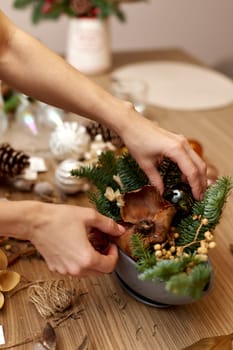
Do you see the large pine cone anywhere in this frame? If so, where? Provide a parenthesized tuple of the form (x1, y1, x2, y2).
(86, 122, 124, 149)
(0, 143, 30, 178)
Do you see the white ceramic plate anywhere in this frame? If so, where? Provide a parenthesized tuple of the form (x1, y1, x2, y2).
(112, 61, 233, 110)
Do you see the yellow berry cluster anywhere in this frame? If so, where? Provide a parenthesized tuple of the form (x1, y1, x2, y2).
(153, 215, 217, 261)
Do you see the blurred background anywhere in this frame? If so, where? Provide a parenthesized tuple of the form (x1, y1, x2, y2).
(1, 0, 233, 70)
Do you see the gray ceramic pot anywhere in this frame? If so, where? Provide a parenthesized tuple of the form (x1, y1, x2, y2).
(115, 249, 213, 308)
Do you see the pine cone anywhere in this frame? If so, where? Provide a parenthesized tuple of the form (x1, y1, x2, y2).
(86, 122, 124, 149)
(0, 143, 30, 178)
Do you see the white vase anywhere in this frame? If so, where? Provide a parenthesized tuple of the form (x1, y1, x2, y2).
(66, 17, 112, 75)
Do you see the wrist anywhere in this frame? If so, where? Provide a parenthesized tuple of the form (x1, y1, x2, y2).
(0, 200, 44, 241)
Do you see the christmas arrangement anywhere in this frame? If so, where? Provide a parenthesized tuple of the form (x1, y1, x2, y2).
(71, 149, 232, 300)
(13, 0, 145, 24)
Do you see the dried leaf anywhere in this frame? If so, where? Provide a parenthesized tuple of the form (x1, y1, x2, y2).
(33, 323, 56, 350)
(42, 323, 56, 350)
(183, 333, 233, 350)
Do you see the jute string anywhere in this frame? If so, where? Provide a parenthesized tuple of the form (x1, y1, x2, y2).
(28, 279, 74, 318)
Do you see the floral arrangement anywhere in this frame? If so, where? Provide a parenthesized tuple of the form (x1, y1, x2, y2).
(71, 150, 232, 300)
(13, 0, 145, 24)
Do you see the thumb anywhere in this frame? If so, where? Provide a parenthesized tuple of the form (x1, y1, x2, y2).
(87, 212, 125, 237)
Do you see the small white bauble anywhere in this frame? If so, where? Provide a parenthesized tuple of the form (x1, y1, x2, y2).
(84, 134, 116, 162)
(49, 122, 90, 161)
(55, 159, 90, 194)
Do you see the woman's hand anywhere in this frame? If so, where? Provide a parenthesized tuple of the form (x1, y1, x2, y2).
(119, 106, 207, 200)
(30, 203, 124, 276)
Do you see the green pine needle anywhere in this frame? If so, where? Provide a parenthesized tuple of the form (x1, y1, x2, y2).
(130, 233, 156, 271)
(166, 263, 211, 300)
(71, 151, 119, 192)
(177, 176, 232, 248)
(138, 256, 192, 282)
(88, 191, 120, 221)
(117, 152, 149, 192)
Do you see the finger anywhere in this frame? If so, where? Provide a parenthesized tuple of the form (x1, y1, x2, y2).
(87, 211, 125, 237)
(185, 146, 207, 190)
(167, 145, 205, 200)
(141, 161, 164, 195)
(92, 243, 119, 274)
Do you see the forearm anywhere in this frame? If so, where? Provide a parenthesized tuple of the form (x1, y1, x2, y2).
(0, 200, 41, 240)
(0, 11, 132, 134)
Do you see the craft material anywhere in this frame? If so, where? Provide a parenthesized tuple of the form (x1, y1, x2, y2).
(28, 280, 74, 319)
(55, 159, 90, 194)
(49, 122, 90, 160)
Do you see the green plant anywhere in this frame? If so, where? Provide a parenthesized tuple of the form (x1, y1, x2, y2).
(13, 0, 145, 24)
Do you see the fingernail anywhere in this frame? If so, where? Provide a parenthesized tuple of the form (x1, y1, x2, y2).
(117, 224, 125, 234)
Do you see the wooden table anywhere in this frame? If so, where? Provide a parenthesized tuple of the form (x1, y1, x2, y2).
(0, 49, 233, 350)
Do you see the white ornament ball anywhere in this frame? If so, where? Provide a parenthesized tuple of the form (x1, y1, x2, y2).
(55, 159, 90, 194)
(49, 122, 90, 161)
(84, 134, 116, 162)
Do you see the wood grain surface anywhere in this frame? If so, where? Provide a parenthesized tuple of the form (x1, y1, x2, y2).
(0, 49, 233, 350)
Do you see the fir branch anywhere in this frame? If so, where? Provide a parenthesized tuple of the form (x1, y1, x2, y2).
(117, 153, 149, 192)
(71, 151, 119, 192)
(130, 233, 157, 271)
(138, 256, 193, 282)
(166, 263, 211, 300)
(203, 176, 233, 225)
(88, 191, 120, 221)
(176, 176, 232, 248)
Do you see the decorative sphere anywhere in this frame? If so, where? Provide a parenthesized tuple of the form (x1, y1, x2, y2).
(55, 159, 90, 194)
(49, 122, 90, 160)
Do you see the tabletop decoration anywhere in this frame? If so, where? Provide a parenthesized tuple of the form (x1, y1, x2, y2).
(49, 122, 90, 161)
(86, 121, 124, 148)
(55, 159, 90, 194)
(71, 150, 232, 305)
(0, 143, 30, 178)
(0, 248, 20, 309)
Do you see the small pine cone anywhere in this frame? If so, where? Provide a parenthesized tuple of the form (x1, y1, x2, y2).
(86, 122, 124, 149)
(0, 143, 30, 178)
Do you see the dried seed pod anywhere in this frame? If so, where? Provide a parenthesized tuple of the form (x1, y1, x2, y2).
(0, 270, 20, 292)
(0, 292, 4, 309)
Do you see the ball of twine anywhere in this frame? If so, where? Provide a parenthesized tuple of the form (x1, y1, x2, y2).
(28, 280, 73, 319)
